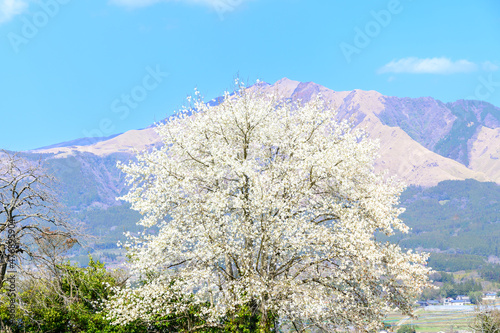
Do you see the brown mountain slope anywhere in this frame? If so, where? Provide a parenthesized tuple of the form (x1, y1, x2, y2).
(260, 78, 492, 186)
(362, 114, 489, 186)
(34, 78, 495, 187)
(469, 126, 500, 183)
(37, 128, 160, 157)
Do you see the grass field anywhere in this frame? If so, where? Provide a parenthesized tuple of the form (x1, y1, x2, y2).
(395, 309, 473, 332)
(383, 302, 500, 332)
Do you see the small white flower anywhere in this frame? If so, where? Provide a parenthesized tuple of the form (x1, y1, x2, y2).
(105, 83, 431, 330)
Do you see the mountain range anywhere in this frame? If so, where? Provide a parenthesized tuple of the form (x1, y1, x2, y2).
(32, 78, 500, 188)
(10, 78, 500, 265)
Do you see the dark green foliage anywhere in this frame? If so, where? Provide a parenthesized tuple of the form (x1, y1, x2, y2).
(75, 204, 144, 248)
(430, 271, 455, 283)
(0, 257, 148, 333)
(421, 271, 484, 302)
(222, 299, 277, 333)
(479, 264, 500, 283)
(41, 152, 133, 210)
(420, 286, 441, 301)
(1, 257, 273, 332)
(223, 301, 260, 333)
(469, 291, 483, 304)
(423, 272, 487, 304)
(37, 152, 158, 263)
(427, 253, 487, 272)
(379, 179, 500, 258)
(33, 153, 500, 273)
(439, 278, 482, 299)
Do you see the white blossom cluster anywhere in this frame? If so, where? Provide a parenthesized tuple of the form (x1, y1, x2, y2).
(104, 83, 431, 331)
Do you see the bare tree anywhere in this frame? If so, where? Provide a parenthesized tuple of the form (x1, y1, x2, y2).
(470, 306, 500, 333)
(0, 150, 79, 288)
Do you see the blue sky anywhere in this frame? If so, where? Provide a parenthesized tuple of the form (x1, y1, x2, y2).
(1, 0, 499, 151)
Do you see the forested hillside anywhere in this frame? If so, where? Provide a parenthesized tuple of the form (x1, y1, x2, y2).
(21, 149, 500, 269)
(383, 179, 500, 257)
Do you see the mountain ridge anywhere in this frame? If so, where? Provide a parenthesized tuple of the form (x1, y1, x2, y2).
(30, 78, 500, 187)
(10, 78, 500, 264)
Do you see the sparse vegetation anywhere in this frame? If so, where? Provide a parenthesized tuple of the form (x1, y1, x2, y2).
(470, 307, 500, 333)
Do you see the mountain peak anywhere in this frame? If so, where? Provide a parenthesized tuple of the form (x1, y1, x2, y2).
(31, 79, 500, 186)
(275, 77, 299, 85)
(266, 77, 301, 98)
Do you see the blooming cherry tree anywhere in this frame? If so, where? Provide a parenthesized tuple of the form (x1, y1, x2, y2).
(106, 84, 430, 332)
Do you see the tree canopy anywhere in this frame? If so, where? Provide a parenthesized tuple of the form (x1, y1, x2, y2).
(105, 84, 431, 332)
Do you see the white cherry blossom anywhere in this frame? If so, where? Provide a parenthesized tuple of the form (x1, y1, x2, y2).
(105, 83, 431, 331)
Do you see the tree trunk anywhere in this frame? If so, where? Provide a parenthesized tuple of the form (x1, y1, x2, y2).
(258, 296, 273, 333)
(259, 309, 269, 333)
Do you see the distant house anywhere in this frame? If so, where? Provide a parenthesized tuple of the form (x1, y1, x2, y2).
(442, 297, 454, 305)
(416, 300, 428, 307)
(450, 300, 465, 306)
(427, 300, 440, 305)
(484, 293, 496, 301)
(456, 295, 470, 301)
